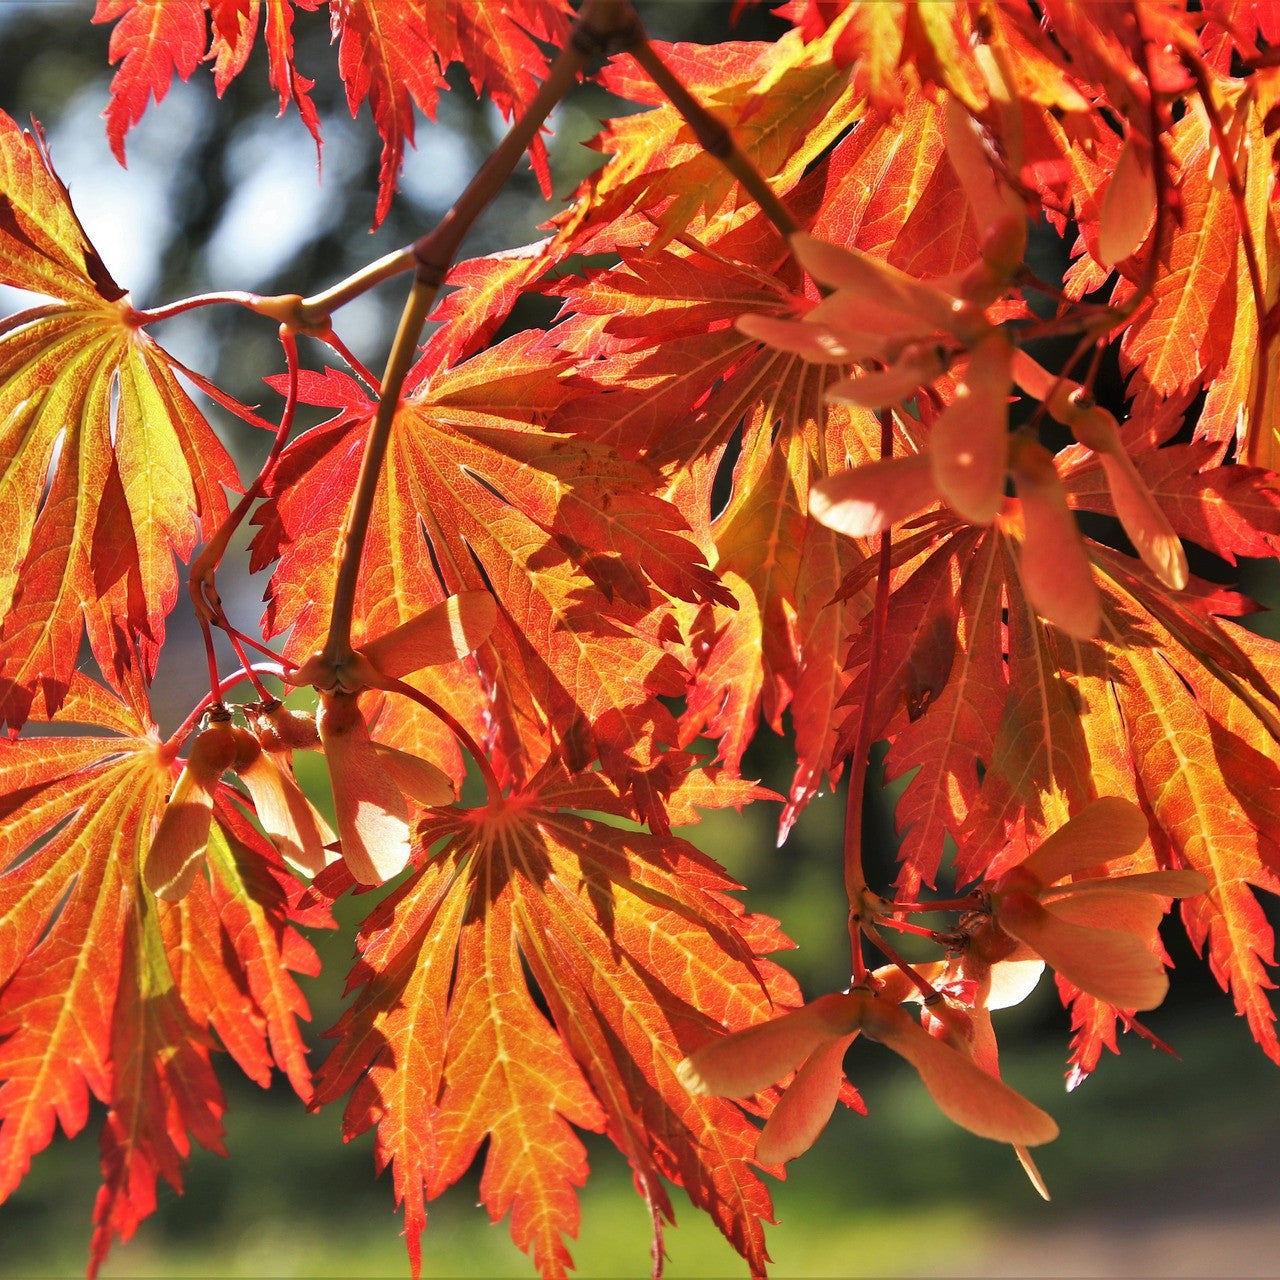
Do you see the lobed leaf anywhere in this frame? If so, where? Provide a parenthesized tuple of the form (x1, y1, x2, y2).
(1118, 109, 1238, 397)
(252, 341, 715, 796)
(316, 789, 799, 1277)
(0, 676, 322, 1270)
(93, 0, 206, 165)
(330, 0, 570, 225)
(0, 111, 240, 729)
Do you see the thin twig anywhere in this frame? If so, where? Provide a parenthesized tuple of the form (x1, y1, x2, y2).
(320, 0, 639, 669)
(842, 411, 896, 981)
(626, 38, 800, 244)
(163, 664, 289, 756)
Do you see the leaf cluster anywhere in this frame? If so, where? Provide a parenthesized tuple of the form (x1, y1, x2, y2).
(3, 2, 1280, 1277)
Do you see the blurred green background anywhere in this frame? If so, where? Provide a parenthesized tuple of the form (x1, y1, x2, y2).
(1, 3, 1278, 1277)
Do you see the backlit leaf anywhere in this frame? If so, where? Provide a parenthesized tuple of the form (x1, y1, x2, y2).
(0, 675, 322, 1272)
(330, 0, 570, 225)
(316, 782, 799, 1277)
(0, 111, 240, 729)
(93, 0, 206, 164)
(252, 339, 720, 797)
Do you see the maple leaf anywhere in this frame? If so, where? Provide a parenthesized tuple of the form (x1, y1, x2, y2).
(449, 0, 571, 189)
(777, 0, 908, 112)
(815, 1, 990, 111)
(420, 240, 566, 370)
(206, 0, 324, 149)
(559, 275, 876, 826)
(549, 221, 955, 826)
(1197, 88, 1280, 460)
(409, 39, 886, 373)
(1118, 106, 1240, 400)
(877, 530, 1005, 893)
(1093, 584, 1280, 1068)
(807, 89, 980, 277)
(0, 110, 241, 729)
(836, 520, 1085, 892)
(536, 71, 1025, 826)
(329, 0, 570, 225)
(566, 24, 861, 252)
(93, 0, 571, 226)
(781, 0, 1085, 123)
(93, 0, 207, 164)
(833, 483, 1280, 1075)
(262, 0, 324, 145)
(314, 772, 799, 1278)
(10, 0, 1280, 1268)
(207, 0, 258, 90)
(0, 674, 323, 1274)
(1058, 72, 1280, 460)
(329, 0, 449, 227)
(251, 338, 722, 802)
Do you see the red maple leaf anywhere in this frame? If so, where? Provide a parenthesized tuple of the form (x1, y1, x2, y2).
(93, 0, 207, 164)
(251, 338, 724, 810)
(314, 768, 799, 1277)
(326, 0, 571, 224)
(0, 674, 325, 1273)
(0, 110, 244, 729)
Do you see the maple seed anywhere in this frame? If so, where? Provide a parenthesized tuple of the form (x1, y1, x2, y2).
(790, 233, 984, 343)
(978, 214, 1030, 286)
(680, 988, 1057, 1153)
(357, 590, 498, 681)
(316, 692, 458, 884)
(290, 592, 498, 694)
(755, 1032, 858, 1166)
(736, 307, 895, 364)
(245, 699, 321, 752)
(809, 454, 939, 538)
(857, 998, 1058, 1146)
(930, 330, 1014, 525)
(989, 798, 1209, 1010)
(373, 742, 455, 807)
(1007, 437, 1102, 639)
(1071, 405, 1189, 591)
(826, 342, 948, 409)
(1098, 135, 1157, 267)
(1009, 352, 1189, 592)
(232, 727, 336, 877)
(677, 993, 860, 1099)
(942, 96, 1027, 274)
(317, 693, 417, 885)
(917, 985, 1051, 1199)
(144, 717, 238, 902)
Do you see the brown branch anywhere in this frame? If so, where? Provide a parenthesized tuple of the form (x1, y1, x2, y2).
(626, 36, 800, 244)
(318, 0, 641, 672)
(842, 411, 895, 983)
